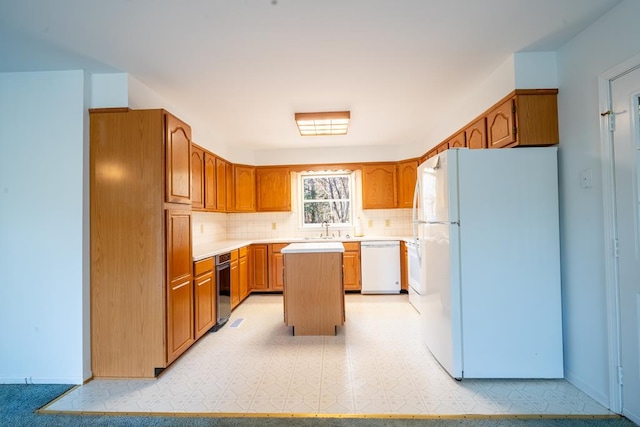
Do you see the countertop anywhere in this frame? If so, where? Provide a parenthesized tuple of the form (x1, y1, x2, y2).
(281, 242, 345, 254)
(192, 236, 412, 261)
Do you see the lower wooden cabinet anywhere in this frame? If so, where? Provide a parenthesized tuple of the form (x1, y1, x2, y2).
(166, 210, 195, 365)
(343, 242, 361, 291)
(269, 243, 288, 291)
(250, 244, 269, 291)
(239, 246, 249, 301)
(230, 249, 240, 308)
(193, 258, 215, 340)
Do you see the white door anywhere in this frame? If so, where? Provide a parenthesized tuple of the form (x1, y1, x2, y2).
(611, 65, 640, 421)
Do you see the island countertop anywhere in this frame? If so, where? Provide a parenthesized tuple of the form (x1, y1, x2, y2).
(281, 242, 345, 254)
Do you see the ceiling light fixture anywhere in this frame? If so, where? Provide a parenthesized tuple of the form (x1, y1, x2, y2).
(295, 111, 350, 136)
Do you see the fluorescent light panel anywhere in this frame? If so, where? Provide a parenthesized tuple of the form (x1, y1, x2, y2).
(295, 111, 350, 136)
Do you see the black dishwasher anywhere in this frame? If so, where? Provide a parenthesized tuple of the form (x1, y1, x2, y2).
(213, 252, 231, 330)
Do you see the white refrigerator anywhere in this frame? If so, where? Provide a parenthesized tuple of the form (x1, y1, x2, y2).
(412, 147, 563, 379)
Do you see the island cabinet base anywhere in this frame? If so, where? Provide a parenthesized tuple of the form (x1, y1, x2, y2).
(283, 252, 345, 336)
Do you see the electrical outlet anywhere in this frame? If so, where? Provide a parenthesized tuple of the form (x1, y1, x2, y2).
(385, 219, 390, 227)
(368, 219, 373, 228)
(271, 222, 277, 230)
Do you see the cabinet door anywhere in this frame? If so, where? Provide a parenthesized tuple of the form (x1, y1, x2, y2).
(397, 160, 417, 209)
(251, 244, 269, 291)
(448, 130, 466, 148)
(194, 270, 215, 340)
(215, 157, 227, 211)
(269, 244, 287, 291)
(465, 117, 488, 149)
(231, 256, 240, 309)
(234, 165, 256, 212)
(486, 97, 516, 148)
(191, 145, 204, 210)
(239, 249, 249, 301)
(165, 113, 192, 204)
(225, 161, 234, 212)
(362, 163, 397, 209)
(343, 251, 361, 291)
(166, 210, 194, 363)
(204, 152, 216, 211)
(256, 167, 291, 212)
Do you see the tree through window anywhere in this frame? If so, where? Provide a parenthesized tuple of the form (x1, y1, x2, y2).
(301, 173, 352, 226)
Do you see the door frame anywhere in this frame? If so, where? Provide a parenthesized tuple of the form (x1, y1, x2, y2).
(597, 51, 640, 414)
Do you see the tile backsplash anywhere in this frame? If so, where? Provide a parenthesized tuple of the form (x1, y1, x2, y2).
(192, 209, 412, 245)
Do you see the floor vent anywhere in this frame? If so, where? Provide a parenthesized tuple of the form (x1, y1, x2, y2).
(229, 318, 244, 328)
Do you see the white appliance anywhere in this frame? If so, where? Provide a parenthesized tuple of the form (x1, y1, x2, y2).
(360, 241, 400, 294)
(412, 147, 563, 379)
(406, 240, 422, 312)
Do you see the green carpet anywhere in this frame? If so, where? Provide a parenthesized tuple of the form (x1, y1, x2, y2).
(1, 384, 637, 427)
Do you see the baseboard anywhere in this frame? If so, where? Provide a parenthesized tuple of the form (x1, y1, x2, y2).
(564, 369, 611, 410)
(0, 376, 83, 385)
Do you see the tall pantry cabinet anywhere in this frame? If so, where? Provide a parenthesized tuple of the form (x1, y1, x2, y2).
(90, 108, 193, 378)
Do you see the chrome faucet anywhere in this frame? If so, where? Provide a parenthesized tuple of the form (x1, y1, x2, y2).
(321, 220, 330, 238)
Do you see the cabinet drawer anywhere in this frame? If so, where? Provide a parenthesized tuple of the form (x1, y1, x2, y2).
(239, 246, 248, 258)
(343, 242, 360, 252)
(194, 257, 214, 276)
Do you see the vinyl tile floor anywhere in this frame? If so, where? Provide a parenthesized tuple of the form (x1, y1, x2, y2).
(44, 294, 613, 417)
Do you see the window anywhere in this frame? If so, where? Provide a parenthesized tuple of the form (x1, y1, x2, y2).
(300, 172, 353, 227)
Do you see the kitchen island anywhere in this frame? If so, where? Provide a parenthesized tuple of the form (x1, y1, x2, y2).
(281, 242, 345, 336)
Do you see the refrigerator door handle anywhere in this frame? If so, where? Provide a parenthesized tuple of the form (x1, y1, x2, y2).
(412, 179, 421, 250)
(426, 220, 460, 226)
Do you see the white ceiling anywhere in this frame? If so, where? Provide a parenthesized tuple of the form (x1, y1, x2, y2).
(0, 0, 622, 153)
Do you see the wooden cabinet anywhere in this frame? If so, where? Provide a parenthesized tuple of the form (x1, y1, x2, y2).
(465, 117, 487, 149)
(193, 258, 215, 340)
(486, 89, 559, 149)
(90, 108, 194, 378)
(256, 167, 291, 212)
(284, 251, 345, 335)
(239, 246, 249, 301)
(165, 113, 192, 204)
(400, 241, 408, 291)
(269, 243, 287, 291)
(343, 242, 361, 291)
(447, 130, 466, 148)
(204, 152, 217, 210)
(226, 160, 235, 212)
(362, 163, 397, 209)
(397, 160, 418, 209)
(216, 157, 227, 212)
(166, 210, 194, 364)
(191, 145, 204, 210)
(251, 244, 269, 291)
(233, 164, 255, 212)
(230, 249, 240, 309)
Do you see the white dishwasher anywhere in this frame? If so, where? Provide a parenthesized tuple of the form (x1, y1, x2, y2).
(360, 240, 401, 294)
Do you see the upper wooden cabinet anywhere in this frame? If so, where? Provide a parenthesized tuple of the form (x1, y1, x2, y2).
(397, 160, 418, 209)
(165, 113, 192, 204)
(465, 117, 487, 149)
(215, 157, 227, 212)
(486, 89, 559, 149)
(362, 163, 397, 209)
(226, 161, 235, 212)
(233, 164, 256, 212)
(204, 153, 217, 211)
(191, 145, 204, 210)
(256, 167, 291, 212)
(447, 130, 466, 148)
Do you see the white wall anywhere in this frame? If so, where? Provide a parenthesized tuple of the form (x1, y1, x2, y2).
(556, 0, 640, 407)
(0, 70, 88, 384)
